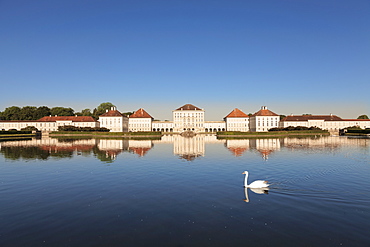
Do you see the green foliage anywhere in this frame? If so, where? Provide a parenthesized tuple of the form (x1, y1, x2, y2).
(34, 106, 51, 119)
(269, 126, 323, 131)
(0, 130, 32, 135)
(346, 128, 370, 134)
(51, 107, 74, 116)
(21, 126, 38, 131)
(357, 115, 369, 119)
(19, 106, 37, 120)
(0, 103, 119, 120)
(58, 125, 110, 132)
(2, 106, 21, 120)
(92, 102, 116, 119)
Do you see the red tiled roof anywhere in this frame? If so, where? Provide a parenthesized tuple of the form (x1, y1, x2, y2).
(37, 116, 97, 122)
(281, 115, 343, 122)
(225, 108, 249, 118)
(175, 104, 202, 111)
(100, 110, 124, 117)
(129, 108, 153, 118)
(252, 107, 279, 117)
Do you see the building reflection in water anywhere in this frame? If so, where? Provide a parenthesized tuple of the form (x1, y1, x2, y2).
(226, 139, 249, 157)
(128, 140, 153, 157)
(250, 138, 280, 160)
(0, 135, 368, 162)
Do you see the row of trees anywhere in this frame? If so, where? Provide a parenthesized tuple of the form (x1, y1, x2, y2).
(0, 102, 119, 121)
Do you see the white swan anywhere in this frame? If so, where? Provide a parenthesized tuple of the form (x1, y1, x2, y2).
(242, 171, 270, 188)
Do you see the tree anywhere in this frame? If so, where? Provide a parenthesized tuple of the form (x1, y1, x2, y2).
(35, 106, 51, 119)
(357, 115, 369, 119)
(19, 106, 37, 120)
(81, 109, 92, 116)
(75, 109, 92, 116)
(93, 102, 116, 119)
(2, 106, 21, 120)
(51, 107, 74, 116)
(280, 115, 286, 120)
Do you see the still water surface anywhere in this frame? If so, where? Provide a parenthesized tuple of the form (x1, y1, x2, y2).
(0, 135, 369, 246)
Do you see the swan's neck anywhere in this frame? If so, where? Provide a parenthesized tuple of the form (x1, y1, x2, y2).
(244, 173, 249, 187)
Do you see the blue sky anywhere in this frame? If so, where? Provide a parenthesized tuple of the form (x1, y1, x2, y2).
(1, 0, 369, 120)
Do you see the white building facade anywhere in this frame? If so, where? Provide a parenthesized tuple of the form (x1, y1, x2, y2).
(0, 116, 98, 132)
(152, 121, 174, 132)
(172, 104, 205, 133)
(224, 108, 250, 132)
(249, 106, 280, 132)
(128, 108, 153, 132)
(98, 107, 128, 132)
(280, 115, 370, 132)
(204, 121, 226, 132)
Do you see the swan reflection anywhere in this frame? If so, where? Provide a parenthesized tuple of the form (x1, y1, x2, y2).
(244, 187, 269, 202)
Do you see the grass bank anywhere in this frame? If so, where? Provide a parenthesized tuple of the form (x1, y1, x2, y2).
(343, 129, 370, 136)
(0, 130, 36, 139)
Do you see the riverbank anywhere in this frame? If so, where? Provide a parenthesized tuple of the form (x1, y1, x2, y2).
(0, 130, 38, 139)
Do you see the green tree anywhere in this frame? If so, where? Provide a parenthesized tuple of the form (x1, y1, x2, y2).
(80, 108, 92, 116)
(35, 106, 51, 119)
(51, 107, 74, 116)
(2, 106, 21, 120)
(280, 115, 286, 120)
(93, 102, 115, 119)
(357, 115, 369, 119)
(20, 106, 37, 120)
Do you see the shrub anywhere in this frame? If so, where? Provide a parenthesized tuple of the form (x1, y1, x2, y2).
(21, 126, 38, 131)
(58, 125, 110, 132)
(269, 126, 323, 132)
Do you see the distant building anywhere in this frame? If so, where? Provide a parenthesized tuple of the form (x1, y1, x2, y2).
(280, 114, 370, 131)
(152, 121, 173, 132)
(204, 121, 226, 132)
(98, 107, 128, 132)
(2, 103, 366, 134)
(128, 108, 153, 132)
(249, 106, 280, 132)
(0, 116, 98, 132)
(224, 108, 250, 132)
(173, 104, 205, 133)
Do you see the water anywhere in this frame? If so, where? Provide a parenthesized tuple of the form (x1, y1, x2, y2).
(0, 135, 369, 246)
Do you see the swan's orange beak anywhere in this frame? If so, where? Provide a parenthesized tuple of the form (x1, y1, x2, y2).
(242, 172, 246, 174)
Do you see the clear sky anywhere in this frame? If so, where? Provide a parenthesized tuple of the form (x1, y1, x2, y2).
(1, 0, 369, 120)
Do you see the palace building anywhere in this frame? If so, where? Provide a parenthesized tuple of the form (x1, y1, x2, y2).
(1, 104, 368, 133)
